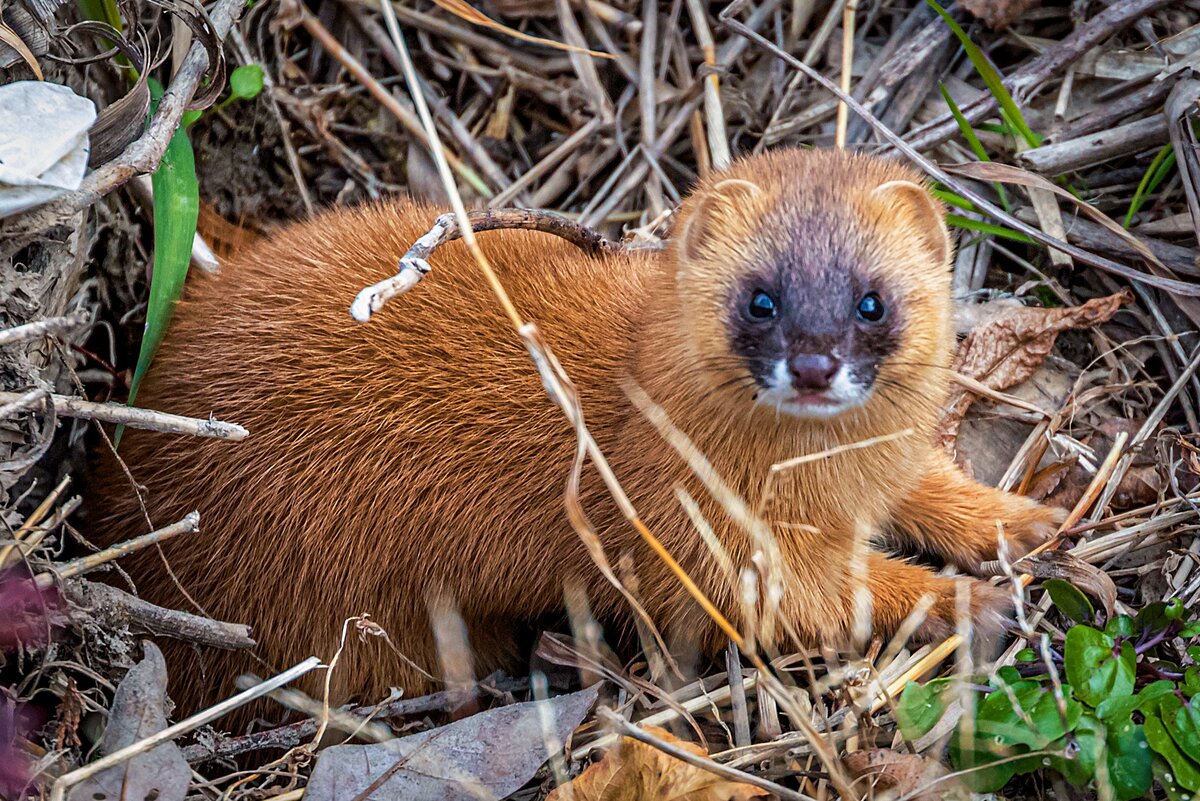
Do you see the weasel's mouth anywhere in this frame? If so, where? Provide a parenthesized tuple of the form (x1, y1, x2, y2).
(785, 392, 838, 406)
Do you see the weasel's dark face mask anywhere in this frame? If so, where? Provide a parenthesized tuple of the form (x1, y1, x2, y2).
(724, 213, 905, 420)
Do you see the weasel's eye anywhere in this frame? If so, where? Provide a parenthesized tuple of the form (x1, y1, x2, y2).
(856, 293, 885, 323)
(748, 291, 777, 320)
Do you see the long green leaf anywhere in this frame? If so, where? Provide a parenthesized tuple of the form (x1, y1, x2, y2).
(120, 78, 200, 441)
(930, 186, 977, 212)
(938, 83, 1011, 211)
(946, 213, 1034, 244)
(927, 0, 1041, 149)
(1125, 145, 1177, 228)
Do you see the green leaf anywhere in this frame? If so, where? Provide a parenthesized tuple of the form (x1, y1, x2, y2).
(122, 79, 200, 441)
(897, 677, 952, 740)
(938, 83, 1010, 211)
(948, 724, 1022, 793)
(1106, 615, 1136, 639)
(1157, 756, 1193, 801)
(1168, 598, 1188, 621)
(1065, 625, 1135, 707)
(1050, 713, 1101, 787)
(1146, 712, 1200, 791)
(945, 213, 1034, 244)
(926, 0, 1041, 148)
(1169, 702, 1200, 764)
(930, 186, 977, 212)
(1186, 668, 1200, 699)
(1097, 681, 1175, 723)
(1046, 579, 1095, 624)
(229, 63, 264, 100)
(1124, 145, 1177, 228)
(1106, 718, 1153, 801)
(1015, 647, 1037, 663)
(1136, 602, 1171, 634)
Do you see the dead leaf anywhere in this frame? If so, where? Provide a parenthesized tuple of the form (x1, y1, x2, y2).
(1014, 550, 1118, 618)
(305, 684, 599, 801)
(938, 290, 1131, 448)
(843, 748, 966, 801)
(68, 642, 190, 801)
(546, 725, 767, 801)
(959, 0, 1038, 29)
(946, 161, 1165, 270)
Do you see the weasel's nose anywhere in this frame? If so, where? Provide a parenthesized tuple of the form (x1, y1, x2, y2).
(788, 353, 839, 390)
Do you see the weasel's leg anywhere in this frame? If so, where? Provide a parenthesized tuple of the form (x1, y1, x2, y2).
(890, 450, 1063, 574)
(864, 552, 1012, 645)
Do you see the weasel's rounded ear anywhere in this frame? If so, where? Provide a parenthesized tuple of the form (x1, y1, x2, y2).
(871, 180, 951, 267)
(679, 178, 764, 261)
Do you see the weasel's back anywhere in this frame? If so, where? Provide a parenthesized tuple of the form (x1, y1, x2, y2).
(88, 200, 654, 713)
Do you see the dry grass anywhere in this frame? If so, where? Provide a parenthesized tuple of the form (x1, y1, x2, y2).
(0, 0, 1198, 798)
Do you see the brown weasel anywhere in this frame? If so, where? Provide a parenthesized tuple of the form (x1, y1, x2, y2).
(89, 149, 1062, 719)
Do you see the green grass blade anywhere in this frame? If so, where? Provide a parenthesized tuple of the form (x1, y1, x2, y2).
(938, 83, 1011, 211)
(927, 0, 1041, 149)
(1124, 146, 1177, 228)
(77, 0, 122, 32)
(946, 213, 1034, 244)
(931, 186, 978, 213)
(120, 78, 200, 442)
(939, 83, 989, 162)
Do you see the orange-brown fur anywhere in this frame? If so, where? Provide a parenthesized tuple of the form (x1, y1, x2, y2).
(88, 150, 1061, 723)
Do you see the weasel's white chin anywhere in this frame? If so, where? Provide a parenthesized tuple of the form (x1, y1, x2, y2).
(776, 398, 861, 418)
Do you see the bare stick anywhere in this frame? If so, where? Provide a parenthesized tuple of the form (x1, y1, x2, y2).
(65, 579, 254, 651)
(0, 391, 248, 440)
(0, 312, 90, 347)
(48, 657, 322, 801)
(35, 512, 200, 589)
(350, 209, 618, 322)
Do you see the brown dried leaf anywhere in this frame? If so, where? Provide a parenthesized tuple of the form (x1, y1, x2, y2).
(843, 748, 966, 801)
(67, 642, 190, 801)
(1014, 550, 1118, 618)
(938, 290, 1132, 448)
(546, 726, 768, 801)
(306, 685, 598, 801)
(959, 0, 1039, 29)
(0, 20, 41, 78)
(946, 161, 1165, 270)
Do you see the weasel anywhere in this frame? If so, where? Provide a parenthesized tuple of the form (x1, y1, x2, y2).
(89, 149, 1062, 719)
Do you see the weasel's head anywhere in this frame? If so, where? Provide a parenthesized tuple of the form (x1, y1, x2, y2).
(670, 149, 954, 422)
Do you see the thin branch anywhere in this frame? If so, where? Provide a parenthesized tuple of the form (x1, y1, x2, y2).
(0, 391, 248, 440)
(351, 209, 618, 321)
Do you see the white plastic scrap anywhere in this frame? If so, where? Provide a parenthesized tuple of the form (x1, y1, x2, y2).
(0, 80, 97, 218)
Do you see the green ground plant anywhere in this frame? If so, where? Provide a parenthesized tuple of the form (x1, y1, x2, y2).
(900, 583, 1200, 800)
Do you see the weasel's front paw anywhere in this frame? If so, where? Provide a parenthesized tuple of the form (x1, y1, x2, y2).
(910, 578, 1014, 646)
(956, 497, 1064, 576)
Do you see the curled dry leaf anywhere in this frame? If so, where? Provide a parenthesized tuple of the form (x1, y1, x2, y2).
(67, 641, 190, 801)
(1014, 550, 1118, 619)
(305, 684, 598, 801)
(546, 725, 767, 801)
(938, 290, 1132, 449)
(843, 748, 967, 801)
